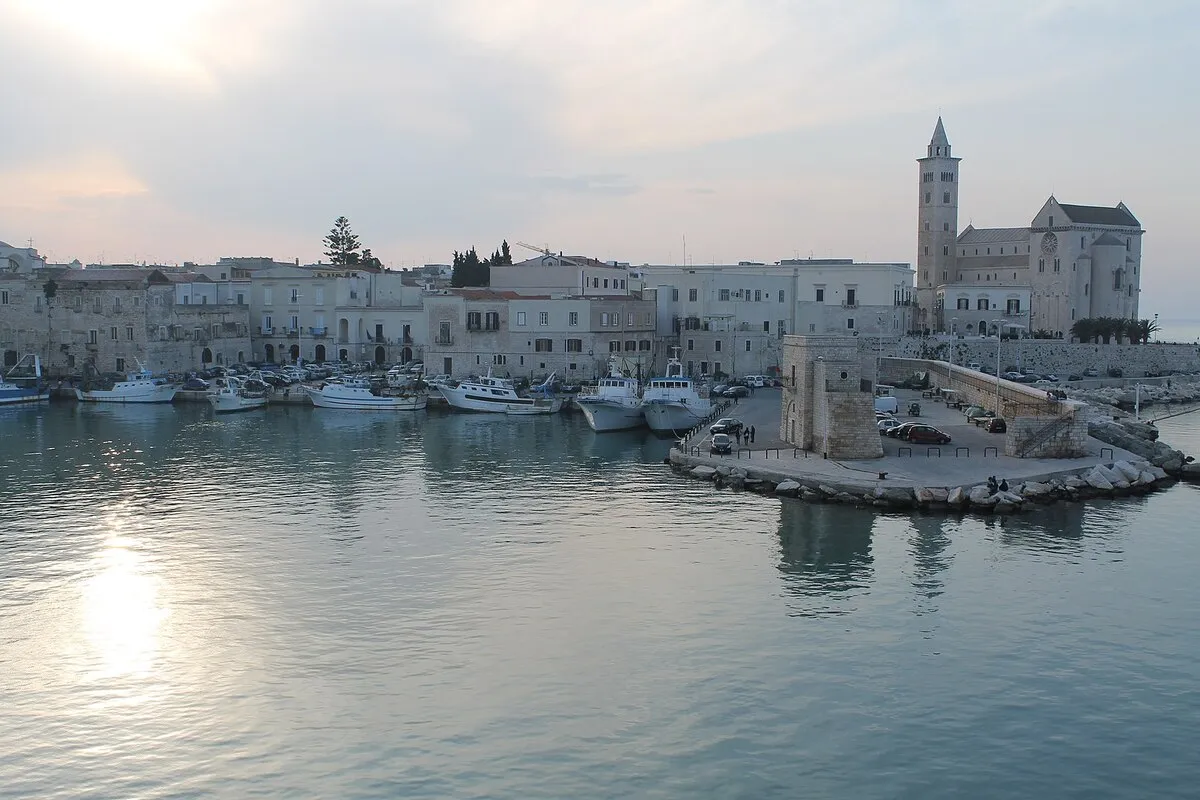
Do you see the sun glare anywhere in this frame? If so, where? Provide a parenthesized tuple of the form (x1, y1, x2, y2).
(81, 534, 169, 680)
(16, 0, 214, 82)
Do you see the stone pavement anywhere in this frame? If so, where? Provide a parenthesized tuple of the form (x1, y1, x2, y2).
(680, 387, 1145, 492)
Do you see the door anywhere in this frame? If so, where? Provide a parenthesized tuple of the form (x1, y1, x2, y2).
(443, 357, 452, 376)
(265, 343, 275, 362)
(402, 347, 412, 363)
(315, 344, 326, 362)
(202, 347, 212, 364)
(289, 344, 299, 362)
(374, 345, 385, 364)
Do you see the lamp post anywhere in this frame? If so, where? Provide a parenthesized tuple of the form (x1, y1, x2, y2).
(1153, 313, 1159, 343)
(992, 318, 1004, 414)
(949, 317, 958, 382)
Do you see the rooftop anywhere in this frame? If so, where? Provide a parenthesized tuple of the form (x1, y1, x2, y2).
(1059, 203, 1140, 228)
(957, 226, 1029, 245)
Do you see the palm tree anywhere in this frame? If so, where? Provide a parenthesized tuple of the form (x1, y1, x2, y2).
(1132, 318, 1159, 344)
(1070, 317, 1096, 344)
(1111, 317, 1131, 344)
(1093, 316, 1116, 344)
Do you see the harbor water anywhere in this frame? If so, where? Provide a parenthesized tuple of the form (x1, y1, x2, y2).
(2, 403, 1200, 799)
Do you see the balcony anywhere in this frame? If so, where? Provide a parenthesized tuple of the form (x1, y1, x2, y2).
(1003, 310, 1024, 317)
(308, 326, 328, 338)
(842, 302, 858, 309)
(285, 329, 298, 338)
(259, 326, 273, 335)
(435, 336, 453, 346)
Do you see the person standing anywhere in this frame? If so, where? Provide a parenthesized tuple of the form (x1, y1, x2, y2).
(734, 428, 742, 445)
(750, 425, 756, 444)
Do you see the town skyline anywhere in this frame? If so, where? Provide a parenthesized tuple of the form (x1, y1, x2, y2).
(2, 1, 1196, 316)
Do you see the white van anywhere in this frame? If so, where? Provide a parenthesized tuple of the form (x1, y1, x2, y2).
(744, 375, 766, 388)
(874, 395, 899, 414)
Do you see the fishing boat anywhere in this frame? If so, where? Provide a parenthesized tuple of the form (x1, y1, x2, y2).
(438, 369, 564, 415)
(576, 359, 644, 431)
(208, 375, 270, 414)
(0, 354, 49, 405)
(305, 377, 427, 411)
(640, 350, 711, 434)
(74, 359, 177, 404)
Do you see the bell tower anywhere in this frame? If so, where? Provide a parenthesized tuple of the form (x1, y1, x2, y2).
(915, 116, 960, 332)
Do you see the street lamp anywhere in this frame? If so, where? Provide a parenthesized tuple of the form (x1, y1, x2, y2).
(1153, 313, 1159, 343)
(949, 317, 958, 380)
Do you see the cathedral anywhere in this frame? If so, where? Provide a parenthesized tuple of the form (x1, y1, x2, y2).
(914, 117, 1143, 338)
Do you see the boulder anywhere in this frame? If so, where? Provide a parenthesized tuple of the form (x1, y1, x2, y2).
(1113, 461, 1142, 482)
(1149, 465, 1170, 481)
(730, 468, 748, 480)
(1162, 457, 1184, 473)
(834, 492, 859, 505)
(881, 487, 915, 508)
(1063, 474, 1086, 490)
(994, 500, 1020, 515)
(995, 490, 1024, 505)
(947, 486, 967, 506)
(1021, 481, 1053, 501)
(1085, 467, 1113, 491)
(968, 486, 998, 507)
(914, 487, 937, 504)
(691, 466, 718, 480)
(1137, 470, 1159, 487)
(799, 487, 823, 502)
(928, 487, 949, 503)
(715, 465, 733, 478)
(1180, 463, 1200, 480)
(774, 479, 802, 496)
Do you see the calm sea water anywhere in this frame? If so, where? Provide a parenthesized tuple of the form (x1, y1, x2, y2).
(2, 402, 1200, 799)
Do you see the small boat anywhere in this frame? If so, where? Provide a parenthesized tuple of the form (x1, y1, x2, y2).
(74, 359, 177, 404)
(208, 375, 270, 414)
(640, 350, 712, 434)
(305, 377, 427, 410)
(438, 369, 564, 415)
(0, 354, 49, 406)
(577, 359, 644, 431)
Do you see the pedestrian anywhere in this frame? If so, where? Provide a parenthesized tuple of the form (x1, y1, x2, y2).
(750, 425, 756, 443)
(999, 478, 1009, 492)
(735, 428, 742, 445)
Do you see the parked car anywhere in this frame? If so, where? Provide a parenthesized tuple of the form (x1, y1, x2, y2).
(904, 425, 952, 444)
(878, 418, 903, 434)
(1042, 373, 1060, 382)
(983, 417, 1007, 433)
(1066, 374, 1083, 382)
(181, 376, 210, 391)
(1033, 379, 1054, 387)
(967, 362, 983, 372)
(885, 421, 922, 438)
(723, 386, 751, 398)
(1107, 367, 1123, 378)
(710, 433, 734, 455)
(963, 405, 989, 420)
(1003, 371, 1024, 381)
(710, 383, 730, 396)
(709, 417, 745, 436)
(1082, 367, 1099, 377)
(743, 375, 766, 388)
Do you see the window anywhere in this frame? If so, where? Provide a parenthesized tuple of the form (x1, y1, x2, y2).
(639, 340, 650, 351)
(763, 320, 770, 332)
(485, 311, 500, 331)
(627, 313, 634, 326)
(539, 311, 549, 326)
(719, 289, 730, 301)
(924, 222, 930, 231)
(534, 338, 553, 352)
(686, 338, 694, 351)
(714, 340, 722, 352)
(1054, 258, 1060, 272)
(778, 290, 784, 303)
(956, 298, 969, 310)
(688, 288, 698, 302)
(925, 192, 931, 203)
(1084, 283, 1089, 296)
(644, 313, 652, 325)
(778, 320, 785, 336)
(566, 338, 582, 352)
(845, 288, 856, 307)
(467, 311, 482, 330)
(815, 288, 824, 302)
(314, 287, 324, 305)
(568, 312, 578, 326)
(93, 297, 102, 313)
(493, 354, 507, 365)
(977, 299, 988, 310)
(846, 318, 854, 330)
(73, 296, 81, 310)
(593, 278, 599, 288)
(624, 340, 636, 351)
(113, 297, 121, 312)
(126, 326, 134, 340)
(943, 246, 949, 256)
(924, 246, 929, 256)
(0, 290, 8, 304)
(262, 314, 272, 331)
(290, 288, 299, 303)
(944, 222, 950, 232)
(754, 289, 761, 302)
(609, 341, 620, 353)
(236, 293, 244, 305)
(115, 358, 125, 372)
(1048, 215, 1054, 227)
(1006, 299, 1021, 314)
(212, 323, 221, 338)
(289, 315, 299, 331)
(438, 322, 451, 344)
(516, 311, 527, 326)
(687, 361, 694, 375)
(110, 326, 118, 340)
(1038, 258, 1045, 273)
(603, 279, 609, 289)
(264, 288, 272, 306)
(671, 288, 679, 302)
(600, 312, 609, 326)
(88, 329, 98, 344)
(745, 340, 751, 352)
(943, 192, 950, 203)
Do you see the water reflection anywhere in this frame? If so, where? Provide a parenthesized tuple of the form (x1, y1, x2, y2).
(775, 500, 874, 616)
(81, 532, 167, 681)
(908, 515, 954, 615)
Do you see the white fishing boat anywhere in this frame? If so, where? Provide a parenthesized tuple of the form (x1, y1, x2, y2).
(438, 369, 564, 415)
(74, 359, 177, 404)
(208, 375, 270, 414)
(305, 377, 427, 410)
(640, 351, 711, 434)
(0, 355, 49, 406)
(576, 359, 644, 432)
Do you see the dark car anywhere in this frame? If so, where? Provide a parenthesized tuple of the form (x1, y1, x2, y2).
(1066, 374, 1082, 382)
(983, 417, 1007, 433)
(905, 425, 952, 444)
(710, 433, 734, 455)
(181, 376, 209, 391)
(709, 417, 745, 436)
(885, 421, 922, 438)
(723, 386, 751, 398)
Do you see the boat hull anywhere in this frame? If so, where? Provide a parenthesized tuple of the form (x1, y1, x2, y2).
(577, 399, 646, 431)
(208, 394, 269, 413)
(74, 385, 177, 404)
(0, 387, 49, 405)
(642, 401, 708, 434)
(438, 385, 563, 414)
(306, 386, 427, 410)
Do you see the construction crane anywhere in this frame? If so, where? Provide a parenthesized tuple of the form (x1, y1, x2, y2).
(516, 241, 556, 257)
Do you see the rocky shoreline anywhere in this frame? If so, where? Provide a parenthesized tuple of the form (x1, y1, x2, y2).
(1064, 378, 1200, 410)
(668, 415, 1198, 515)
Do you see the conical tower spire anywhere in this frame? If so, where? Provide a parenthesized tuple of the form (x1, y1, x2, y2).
(927, 116, 950, 157)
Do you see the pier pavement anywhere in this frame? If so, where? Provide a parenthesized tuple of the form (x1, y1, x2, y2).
(679, 387, 1144, 492)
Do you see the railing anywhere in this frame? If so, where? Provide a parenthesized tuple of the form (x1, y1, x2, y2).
(308, 327, 328, 337)
(259, 327, 273, 335)
(1015, 413, 1074, 458)
(436, 337, 453, 345)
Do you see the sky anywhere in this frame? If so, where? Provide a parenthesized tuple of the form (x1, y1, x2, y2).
(1, 0, 1198, 317)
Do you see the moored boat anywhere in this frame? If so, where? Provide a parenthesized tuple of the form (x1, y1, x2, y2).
(0, 354, 49, 406)
(208, 375, 270, 414)
(438, 369, 564, 415)
(640, 352, 711, 435)
(577, 359, 644, 432)
(305, 377, 427, 410)
(74, 360, 177, 404)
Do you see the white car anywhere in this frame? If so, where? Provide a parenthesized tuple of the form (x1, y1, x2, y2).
(878, 418, 903, 434)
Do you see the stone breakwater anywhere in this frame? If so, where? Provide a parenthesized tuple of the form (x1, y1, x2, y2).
(1065, 379, 1200, 409)
(668, 416, 1196, 516)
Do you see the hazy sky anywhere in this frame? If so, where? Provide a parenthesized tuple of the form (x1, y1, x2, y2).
(2, 1, 1197, 315)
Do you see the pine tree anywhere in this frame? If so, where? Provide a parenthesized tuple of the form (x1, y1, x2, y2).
(323, 216, 362, 265)
(500, 240, 512, 265)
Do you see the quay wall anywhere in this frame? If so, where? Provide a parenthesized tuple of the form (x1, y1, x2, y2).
(869, 337, 1200, 378)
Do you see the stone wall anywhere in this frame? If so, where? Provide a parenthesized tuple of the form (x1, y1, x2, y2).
(781, 335, 882, 459)
(875, 335, 1200, 378)
(1006, 414, 1089, 458)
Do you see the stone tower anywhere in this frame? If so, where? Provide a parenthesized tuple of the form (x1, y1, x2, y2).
(915, 116, 960, 332)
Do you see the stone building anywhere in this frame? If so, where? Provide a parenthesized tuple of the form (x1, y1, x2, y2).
(0, 267, 250, 375)
(422, 289, 658, 381)
(779, 335, 882, 459)
(914, 117, 1145, 337)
